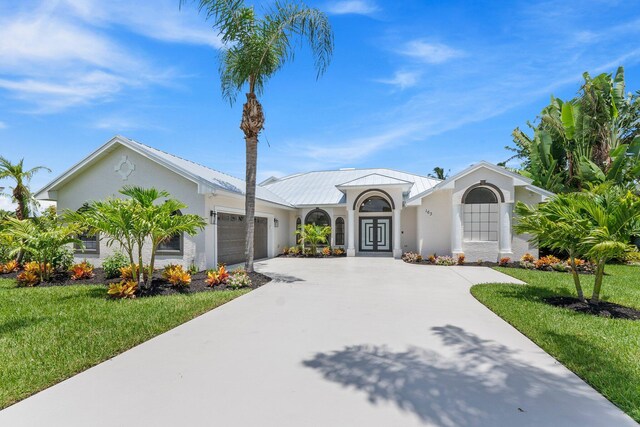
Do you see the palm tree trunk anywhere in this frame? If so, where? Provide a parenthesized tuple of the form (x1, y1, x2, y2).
(590, 260, 606, 305)
(568, 255, 585, 302)
(240, 92, 265, 273)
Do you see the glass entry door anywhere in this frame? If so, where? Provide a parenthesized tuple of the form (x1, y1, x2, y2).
(359, 217, 392, 252)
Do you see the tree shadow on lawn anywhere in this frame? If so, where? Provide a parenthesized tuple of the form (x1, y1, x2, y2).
(302, 325, 628, 426)
(0, 317, 48, 336)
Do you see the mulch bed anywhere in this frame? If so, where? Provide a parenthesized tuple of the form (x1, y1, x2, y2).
(544, 296, 640, 320)
(0, 268, 272, 297)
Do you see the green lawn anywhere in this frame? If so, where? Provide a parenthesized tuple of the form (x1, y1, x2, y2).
(471, 265, 640, 422)
(0, 278, 248, 409)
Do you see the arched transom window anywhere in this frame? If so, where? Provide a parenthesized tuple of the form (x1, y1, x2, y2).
(305, 209, 331, 227)
(359, 196, 392, 213)
(463, 187, 498, 241)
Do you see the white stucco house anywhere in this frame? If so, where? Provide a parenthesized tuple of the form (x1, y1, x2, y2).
(35, 136, 553, 269)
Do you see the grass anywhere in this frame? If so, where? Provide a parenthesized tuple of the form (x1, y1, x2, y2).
(471, 264, 640, 422)
(0, 278, 249, 409)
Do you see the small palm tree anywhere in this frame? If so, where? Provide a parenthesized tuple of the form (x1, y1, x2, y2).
(0, 157, 50, 220)
(515, 195, 591, 301)
(574, 185, 640, 304)
(296, 223, 331, 255)
(181, 0, 334, 272)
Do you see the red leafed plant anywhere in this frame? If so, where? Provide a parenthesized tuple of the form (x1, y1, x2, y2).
(457, 254, 465, 265)
(498, 257, 511, 267)
(70, 261, 95, 280)
(535, 255, 561, 269)
(206, 265, 230, 287)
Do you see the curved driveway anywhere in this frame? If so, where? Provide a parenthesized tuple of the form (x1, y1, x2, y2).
(0, 257, 635, 426)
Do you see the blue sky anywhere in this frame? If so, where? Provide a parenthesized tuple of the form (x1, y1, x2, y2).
(2, 0, 640, 210)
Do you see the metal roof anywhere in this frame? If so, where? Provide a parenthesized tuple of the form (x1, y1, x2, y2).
(337, 173, 414, 188)
(262, 168, 440, 206)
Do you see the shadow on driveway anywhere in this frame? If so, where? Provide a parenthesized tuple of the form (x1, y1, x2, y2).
(302, 325, 619, 426)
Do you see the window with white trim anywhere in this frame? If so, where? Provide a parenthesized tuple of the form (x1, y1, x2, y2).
(463, 187, 498, 241)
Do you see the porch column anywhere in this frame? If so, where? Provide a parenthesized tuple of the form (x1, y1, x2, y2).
(451, 203, 463, 254)
(347, 208, 356, 257)
(499, 202, 513, 256)
(393, 208, 402, 258)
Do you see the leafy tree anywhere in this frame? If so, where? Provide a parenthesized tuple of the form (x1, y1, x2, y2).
(507, 67, 640, 192)
(0, 157, 50, 220)
(182, 0, 334, 272)
(296, 223, 331, 255)
(1, 212, 80, 282)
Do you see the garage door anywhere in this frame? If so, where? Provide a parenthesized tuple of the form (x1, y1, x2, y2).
(217, 213, 268, 266)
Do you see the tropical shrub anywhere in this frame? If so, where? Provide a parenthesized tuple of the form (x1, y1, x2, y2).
(16, 269, 39, 287)
(321, 247, 331, 257)
(289, 246, 300, 256)
(206, 265, 230, 286)
(519, 260, 536, 269)
(1, 212, 80, 282)
(162, 264, 191, 287)
(120, 264, 142, 282)
(296, 223, 331, 255)
(51, 246, 74, 272)
(428, 254, 436, 264)
(282, 247, 290, 255)
(623, 251, 640, 264)
(457, 254, 465, 265)
(70, 261, 94, 280)
(102, 252, 129, 279)
(188, 262, 198, 275)
(333, 248, 345, 256)
(228, 270, 251, 289)
(402, 252, 422, 263)
(520, 253, 535, 263)
(435, 256, 457, 266)
(1, 260, 19, 274)
(498, 257, 511, 266)
(107, 281, 138, 299)
(534, 255, 562, 270)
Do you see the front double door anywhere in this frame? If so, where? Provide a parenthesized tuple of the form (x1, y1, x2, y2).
(359, 217, 392, 252)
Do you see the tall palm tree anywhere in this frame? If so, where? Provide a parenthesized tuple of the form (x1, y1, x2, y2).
(181, 0, 334, 272)
(0, 157, 50, 220)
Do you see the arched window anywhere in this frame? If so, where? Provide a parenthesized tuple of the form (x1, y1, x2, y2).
(158, 210, 183, 254)
(74, 204, 99, 254)
(463, 187, 498, 241)
(296, 217, 302, 244)
(359, 196, 392, 213)
(305, 209, 330, 227)
(335, 217, 345, 246)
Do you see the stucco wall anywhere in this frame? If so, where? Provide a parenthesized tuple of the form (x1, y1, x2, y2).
(56, 145, 206, 268)
(401, 206, 417, 253)
(512, 186, 543, 260)
(417, 190, 452, 257)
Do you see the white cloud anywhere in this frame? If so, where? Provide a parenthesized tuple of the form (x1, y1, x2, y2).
(398, 40, 463, 64)
(375, 71, 421, 90)
(0, 121, 6, 129)
(0, 0, 220, 112)
(326, 0, 379, 15)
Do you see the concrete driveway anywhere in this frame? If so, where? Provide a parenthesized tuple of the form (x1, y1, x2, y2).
(0, 257, 635, 426)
